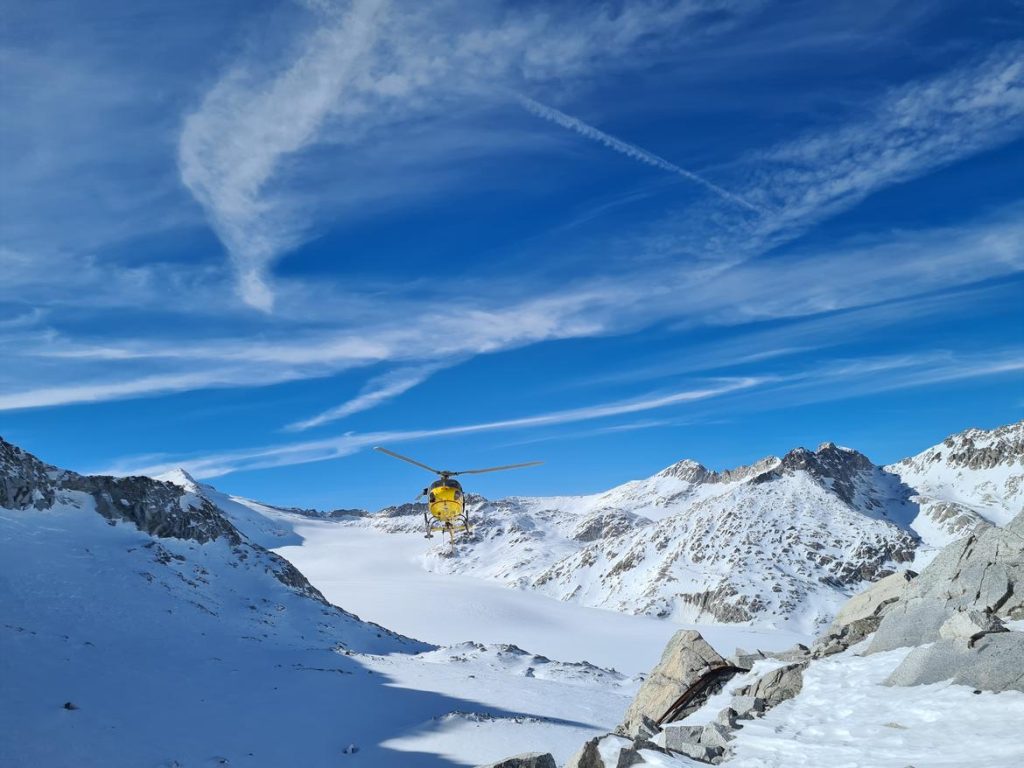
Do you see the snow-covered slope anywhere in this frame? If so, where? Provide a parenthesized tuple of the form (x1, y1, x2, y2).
(0, 438, 637, 767)
(369, 443, 919, 632)
(887, 420, 1024, 544)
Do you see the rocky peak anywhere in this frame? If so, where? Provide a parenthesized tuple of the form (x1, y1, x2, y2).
(752, 442, 877, 505)
(1, 436, 239, 545)
(937, 420, 1023, 471)
(1, 436, 65, 510)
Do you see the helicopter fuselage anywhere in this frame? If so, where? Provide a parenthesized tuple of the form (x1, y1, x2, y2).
(426, 477, 464, 523)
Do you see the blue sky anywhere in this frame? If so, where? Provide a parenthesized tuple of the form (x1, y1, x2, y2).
(1, 0, 1022, 510)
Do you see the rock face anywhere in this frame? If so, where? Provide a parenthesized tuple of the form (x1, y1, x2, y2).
(620, 630, 739, 736)
(563, 507, 1024, 767)
(885, 632, 1024, 692)
(1, 437, 238, 544)
(813, 570, 917, 656)
(477, 753, 557, 768)
(832, 570, 916, 627)
(868, 516, 1024, 654)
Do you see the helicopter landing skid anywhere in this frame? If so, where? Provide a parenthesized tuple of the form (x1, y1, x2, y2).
(423, 514, 472, 549)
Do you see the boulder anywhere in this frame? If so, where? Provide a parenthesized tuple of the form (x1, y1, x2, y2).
(476, 754, 556, 768)
(661, 721, 733, 764)
(660, 735, 722, 763)
(730, 695, 766, 719)
(868, 517, 1024, 654)
(715, 706, 739, 728)
(563, 735, 665, 768)
(732, 662, 807, 711)
(938, 609, 1007, 645)
(564, 738, 602, 768)
(812, 570, 917, 656)
(765, 644, 812, 663)
(885, 631, 1024, 692)
(833, 570, 916, 627)
(729, 648, 767, 671)
(620, 630, 738, 735)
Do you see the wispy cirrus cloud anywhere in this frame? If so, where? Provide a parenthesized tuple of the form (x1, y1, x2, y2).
(742, 41, 1024, 239)
(5, 204, 1021, 414)
(285, 363, 448, 431)
(178, 0, 387, 311)
(103, 377, 762, 478)
(102, 344, 1024, 480)
(176, 0, 765, 309)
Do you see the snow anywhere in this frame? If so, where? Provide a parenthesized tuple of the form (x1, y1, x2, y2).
(273, 514, 809, 676)
(0, 500, 625, 766)
(722, 641, 1024, 767)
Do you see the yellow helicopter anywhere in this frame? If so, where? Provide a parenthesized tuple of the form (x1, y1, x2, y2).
(374, 446, 542, 545)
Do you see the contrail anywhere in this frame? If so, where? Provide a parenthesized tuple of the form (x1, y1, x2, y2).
(516, 94, 761, 214)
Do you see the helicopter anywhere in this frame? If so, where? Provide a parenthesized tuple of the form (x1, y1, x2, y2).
(374, 446, 542, 546)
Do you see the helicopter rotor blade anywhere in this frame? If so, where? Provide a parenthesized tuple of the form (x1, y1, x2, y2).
(451, 461, 543, 476)
(374, 446, 442, 475)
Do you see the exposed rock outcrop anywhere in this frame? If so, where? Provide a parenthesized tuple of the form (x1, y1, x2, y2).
(1, 437, 238, 544)
(476, 753, 556, 768)
(868, 517, 1024, 654)
(885, 631, 1024, 692)
(620, 630, 740, 736)
(813, 570, 916, 656)
(731, 662, 807, 711)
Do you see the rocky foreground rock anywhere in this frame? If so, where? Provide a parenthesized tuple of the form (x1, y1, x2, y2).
(483, 507, 1024, 767)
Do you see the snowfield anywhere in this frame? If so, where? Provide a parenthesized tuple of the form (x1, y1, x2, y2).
(698, 640, 1024, 768)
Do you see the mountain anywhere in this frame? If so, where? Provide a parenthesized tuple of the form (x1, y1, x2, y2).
(370, 443, 918, 632)
(886, 420, 1024, 545)
(0, 438, 630, 767)
(366, 423, 1023, 632)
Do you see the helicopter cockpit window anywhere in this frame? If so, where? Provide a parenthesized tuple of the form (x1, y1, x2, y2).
(428, 491, 436, 503)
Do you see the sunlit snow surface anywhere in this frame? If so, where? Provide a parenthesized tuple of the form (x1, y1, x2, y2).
(722, 641, 1024, 768)
(6, 475, 1022, 767)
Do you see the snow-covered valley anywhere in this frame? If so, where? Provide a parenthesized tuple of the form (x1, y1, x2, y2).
(2, 421, 1022, 766)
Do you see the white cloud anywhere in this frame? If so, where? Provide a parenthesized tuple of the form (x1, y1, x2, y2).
(5, 205, 1021, 413)
(104, 377, 762, 478)
(746, 42, 1024, 238)
(285, 363, 446, 431)
(176, 0, 763, 309)
(178, 0, 387, 311)
(102, 344, 1024, 480)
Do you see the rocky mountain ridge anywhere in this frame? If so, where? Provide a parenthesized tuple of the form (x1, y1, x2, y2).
(886, 419, 1023, 539)
(365, 422, 1021, 630)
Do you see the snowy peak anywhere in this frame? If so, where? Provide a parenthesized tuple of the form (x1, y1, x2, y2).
(923, 420, 1022, 472)
(367, 437, 926, 630)
(887, 420, 1024, 535)
(156, 467, 202, 493)
(656, 459, 715, 484)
